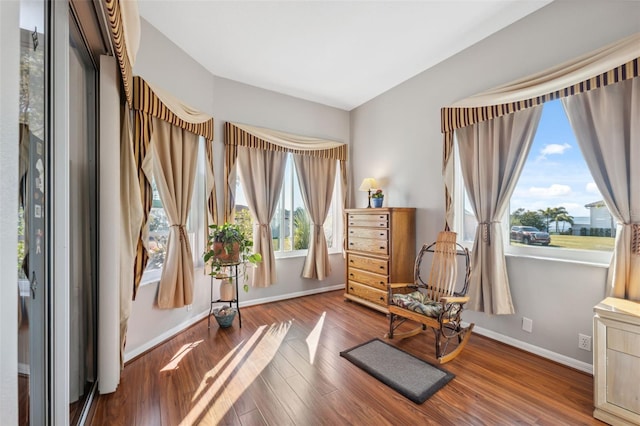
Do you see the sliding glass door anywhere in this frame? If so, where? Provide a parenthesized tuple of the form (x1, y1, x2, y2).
(18, 1, 48, 424)
(68, 9, 98, 424)
(17, 2, 100, 424)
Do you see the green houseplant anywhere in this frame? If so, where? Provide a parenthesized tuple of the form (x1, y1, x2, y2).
(204, 223, 262, 292)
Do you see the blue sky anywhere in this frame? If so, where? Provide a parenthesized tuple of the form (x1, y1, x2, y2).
(510, 99, 601, 218)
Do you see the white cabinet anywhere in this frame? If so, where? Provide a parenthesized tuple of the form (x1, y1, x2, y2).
(594, 297, 640, 425)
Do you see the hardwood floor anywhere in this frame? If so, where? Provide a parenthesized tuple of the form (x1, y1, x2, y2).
(88, 290, 603, 425)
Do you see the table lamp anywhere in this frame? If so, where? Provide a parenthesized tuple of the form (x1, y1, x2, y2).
(359, 177, 378, 208)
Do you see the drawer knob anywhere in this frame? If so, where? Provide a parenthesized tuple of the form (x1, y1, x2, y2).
(379, 266, 384, 269)
(380, 246, 384, 249)
(379, 281, 384, 285)
(349, 273, 354, 277)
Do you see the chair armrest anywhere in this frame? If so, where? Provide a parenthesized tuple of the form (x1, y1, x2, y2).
(439, 296, 470, 305)
(388, 282, 414, 289)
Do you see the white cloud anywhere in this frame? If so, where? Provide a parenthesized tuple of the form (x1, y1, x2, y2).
(586, 182, 600, 194)
(541, 143, 571, 156)
(528, 184, 572, 198)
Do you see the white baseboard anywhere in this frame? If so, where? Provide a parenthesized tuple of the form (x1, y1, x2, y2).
(238, 284, 345, 308)
(469, 324, 593, 375)
(124, 310, 210, 363)
(123, 284, 345, 363)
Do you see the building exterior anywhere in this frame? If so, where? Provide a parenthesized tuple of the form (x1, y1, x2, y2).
(585, 201, 616, 237)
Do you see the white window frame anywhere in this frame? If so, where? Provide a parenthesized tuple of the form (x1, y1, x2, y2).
(452, 127, 613, 267)
(140, 136, 206, 285)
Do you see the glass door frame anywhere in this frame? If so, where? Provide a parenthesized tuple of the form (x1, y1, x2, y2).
(51, 1, 71, 424)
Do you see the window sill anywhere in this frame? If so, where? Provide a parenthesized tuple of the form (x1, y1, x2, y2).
(274, 248, 343, 260)
(139, 269, 162, 287)
(504, 251, 610, 268)
(458, 239, 612, 269)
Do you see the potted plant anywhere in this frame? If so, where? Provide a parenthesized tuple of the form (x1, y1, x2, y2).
(371, 189, 384, 208)
(204, 223, 262, 292)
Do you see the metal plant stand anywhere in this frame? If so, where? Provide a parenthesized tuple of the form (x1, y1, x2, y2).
(208, 262, 241, 329)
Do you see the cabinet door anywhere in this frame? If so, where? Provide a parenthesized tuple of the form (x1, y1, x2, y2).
(347, 213, 388, 228)
(347, 281, 388, 306)
(347, 268, 388, 291)
(347, 227, 388, 240)
(347, 253, 388, 275)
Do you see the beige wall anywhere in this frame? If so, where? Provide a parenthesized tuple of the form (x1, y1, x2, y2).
(350, 0, 640, 368)
(124, 18, 350, 360)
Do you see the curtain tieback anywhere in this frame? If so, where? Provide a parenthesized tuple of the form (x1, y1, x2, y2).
(478, 221, 501, 245)
(171, 224, 191, 255)
(623, 222, 640, 255)
(255, 223, 269, 236)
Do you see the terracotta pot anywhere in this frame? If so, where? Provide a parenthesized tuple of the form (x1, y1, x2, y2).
(212, 241, 240, 264)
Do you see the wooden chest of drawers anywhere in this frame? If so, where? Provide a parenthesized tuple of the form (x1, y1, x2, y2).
(593, 297, 640, 425)
(344, 208, 415, 313)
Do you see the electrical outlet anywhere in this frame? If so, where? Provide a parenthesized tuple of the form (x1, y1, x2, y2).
(522, 317, 533, 333)
(578, 333, 592, 351)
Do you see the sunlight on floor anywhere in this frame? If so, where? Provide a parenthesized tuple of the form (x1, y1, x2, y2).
(160, 340, 204, 372)
(305, 312, 326, 365)
(180, 321, 292, 425)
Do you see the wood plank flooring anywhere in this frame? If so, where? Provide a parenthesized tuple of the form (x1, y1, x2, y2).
(88, 290, 603, 425)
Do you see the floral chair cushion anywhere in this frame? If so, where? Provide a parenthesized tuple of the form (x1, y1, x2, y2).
(391, 291, 443, 318)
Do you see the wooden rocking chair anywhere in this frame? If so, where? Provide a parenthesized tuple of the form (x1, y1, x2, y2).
(386, 231, 474, 363)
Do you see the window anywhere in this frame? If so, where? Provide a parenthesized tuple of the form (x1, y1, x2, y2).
(143, 137, 206, 282)
(455, 99, 614, 263)
(235, 153, 341, 256)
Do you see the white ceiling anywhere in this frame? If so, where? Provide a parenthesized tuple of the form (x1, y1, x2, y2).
(137, 1, 552, 111)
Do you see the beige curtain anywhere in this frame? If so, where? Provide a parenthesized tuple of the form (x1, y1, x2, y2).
(224, 121, 347, 221)
(457, 106, 543, 314)
(441, 34, 640, 231)
(562, 77, 640, 301)
(204, 138, 217, 276)
(151, 118, 199, 308)
(293, 155, 337, 280)
(119, 107, 143, 364)
(224, 142, 238, 223)
(237, 146, 287, 287)
(452, 32, 640, 108)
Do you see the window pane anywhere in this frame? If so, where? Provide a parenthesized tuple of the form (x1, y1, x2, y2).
(509, 99, 614, 251)
(283, 157, 293, 250)
(147, 178, 169, 271)
(323, 200, 334, 248)
(236, 155, 342, 255)
(234, 176, 254, 241)
(268, 182, 283, 252)
(462, 190, 477, 242)
(292, 164, 309, 250)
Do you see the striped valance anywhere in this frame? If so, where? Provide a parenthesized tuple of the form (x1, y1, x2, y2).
(441, 58, 639, 133)
(132, 76, 214, 140)
(103, 0, 138, 107)
(225, 122, 347, 161)
(441, 32, 640, 133)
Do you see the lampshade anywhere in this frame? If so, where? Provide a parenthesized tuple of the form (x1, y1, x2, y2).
(359, 177, 378, 191)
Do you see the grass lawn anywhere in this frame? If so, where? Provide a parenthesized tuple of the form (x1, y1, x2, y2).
(512, 235, 615, 251)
